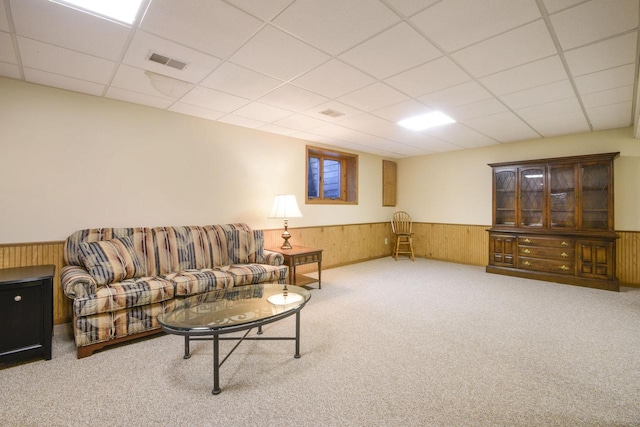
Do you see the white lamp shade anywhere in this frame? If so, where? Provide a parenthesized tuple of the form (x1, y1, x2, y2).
(268, 195, 303, 219)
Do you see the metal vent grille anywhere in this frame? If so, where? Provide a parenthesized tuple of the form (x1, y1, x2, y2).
(319, 109, 344, 118)
(148, 52, 188, 70)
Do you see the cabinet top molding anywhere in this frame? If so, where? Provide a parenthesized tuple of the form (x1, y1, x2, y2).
(488, 152, 619, 168)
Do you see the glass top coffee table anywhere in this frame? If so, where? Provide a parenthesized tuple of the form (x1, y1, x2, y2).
(158, 283, 311, 395)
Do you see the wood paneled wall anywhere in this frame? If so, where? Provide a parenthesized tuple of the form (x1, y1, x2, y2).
(0, 241, 69, 324)
(2, 225, 638, 325)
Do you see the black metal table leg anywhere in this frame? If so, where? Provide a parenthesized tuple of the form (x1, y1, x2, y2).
(294, 310, 301, 359)
(212, 334, 221, 395)
(184, 336, 191, 359)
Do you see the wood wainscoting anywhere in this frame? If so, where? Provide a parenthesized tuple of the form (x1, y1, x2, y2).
(2, 225, 638, 324)
(0, 241, 69, 325)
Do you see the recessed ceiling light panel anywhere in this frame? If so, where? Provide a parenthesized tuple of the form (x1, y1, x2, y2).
(397, 111, 455, 131)
(49, 0, 145, 25)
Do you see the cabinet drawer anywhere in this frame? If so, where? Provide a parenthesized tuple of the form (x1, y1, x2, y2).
(518, 257, 574, 275)
(518, 246, 574, 260)
(518, 236, 574, 248)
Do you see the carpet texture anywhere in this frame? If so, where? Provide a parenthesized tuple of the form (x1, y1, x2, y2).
(1, 257, 639, 426)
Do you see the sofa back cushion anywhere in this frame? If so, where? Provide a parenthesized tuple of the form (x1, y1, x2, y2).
(65, 228, 157, 276)
(152, 226, 211, 275)
(78, 237, 146, 286)
(202, 223, 250, 266)
(227, 229, 266, 264)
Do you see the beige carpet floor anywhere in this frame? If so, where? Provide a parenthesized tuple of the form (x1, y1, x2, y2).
(1, 257, 639, 426)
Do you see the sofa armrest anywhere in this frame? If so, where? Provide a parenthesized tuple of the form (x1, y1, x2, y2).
(263, 249, 284, 266)
(61, 265, 98, 299)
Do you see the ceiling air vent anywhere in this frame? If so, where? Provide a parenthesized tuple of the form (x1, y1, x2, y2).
(319, 109, 344, 118)
(147, 52, 188, 71)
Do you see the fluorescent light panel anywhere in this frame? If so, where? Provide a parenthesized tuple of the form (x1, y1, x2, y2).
(50, 0, 145, 25)
(397, 111, 455, 131)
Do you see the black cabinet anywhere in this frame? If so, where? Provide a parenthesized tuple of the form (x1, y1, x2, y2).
(0, 265, 55, 363)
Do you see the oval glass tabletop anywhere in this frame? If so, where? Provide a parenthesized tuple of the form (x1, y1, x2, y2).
(158, 283, 311, 333)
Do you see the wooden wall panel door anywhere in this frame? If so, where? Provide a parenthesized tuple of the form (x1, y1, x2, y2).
(382, 160, 397, 206)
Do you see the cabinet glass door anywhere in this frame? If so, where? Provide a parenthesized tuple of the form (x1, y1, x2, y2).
(550, 166, 576, 229)
(494, 169, 516, 226)
(519, 167, 544, 227)
(581, 163, 610, 230)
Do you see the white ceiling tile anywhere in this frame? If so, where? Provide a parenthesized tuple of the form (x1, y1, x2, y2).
(111, 65, 193, 100)
(0, 62, 20, 79)
(339, 23, 441, 79)
(273, 0, 400, 55)
(587, 101, 633, 130)
(479, 55, 568, 96)
(229, 25, 329, 81)
(525, 110, 590, 137)
(384, 0, 439, 17)
(10, 0, 131, 61)
(122, 31, 222, 84)
(292, 59, 376, 99)
(550, 0, 638, 50)
(385, 56, 471, 97)
(463, 111, 540, 143)
(225, 0, 294, 21)
(418, 81, 493, 110)
(0, 2, 9, 32)
(259, 123, 298, 136)
(425, 123, 497, 148)
(564, 32, 637, 76)
(23, 68, 105, 96)
(337, 113, 394, 133)
(169, 103, 226, 121)
(542, 0, 584, 14)
(105, 87, 174, 109)
(338, 82, 409, 112)
(140, 0, 262, 59)
(373, 99, 434, 122)
(18, 37, 115, 84)
(403, 135, 463, 153)
(582, 86, 633, 109)
(574, 64, 636, 95)
(273, 114, 327, 132)
(218, 114, 266, 129)
(452, 20, 556, 77)
(233, 101, 293, 122)
(200, 62, 283, 99)
(180, 86, 249, 112)
(499, 80, 575, 110)
(516, 97, 582, 121)
(411, 0, 541, 52)
(448, 98, 507, 122)
(0, 31, 16, 64)
(258, 84, 328, 111)
(302, 101, 363, 122)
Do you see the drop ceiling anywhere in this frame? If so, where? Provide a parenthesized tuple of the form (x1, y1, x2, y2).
(1, 0, 638, 158)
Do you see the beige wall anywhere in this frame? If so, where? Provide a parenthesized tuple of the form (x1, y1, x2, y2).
(0, 78, 397, 244)
(2, 77, 639, 244)
(398, 127, 640, 231)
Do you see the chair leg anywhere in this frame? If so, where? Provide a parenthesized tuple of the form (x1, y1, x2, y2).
(393, 237, 400, 260)
(409, 237, 415, 261)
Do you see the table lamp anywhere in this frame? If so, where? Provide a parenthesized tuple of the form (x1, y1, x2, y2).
(268, 194, 302, 250)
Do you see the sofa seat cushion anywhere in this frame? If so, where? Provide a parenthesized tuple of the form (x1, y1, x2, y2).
(226, 264, 287, 286)
(163, 269, 234, 296)
(73, 276, 175, 317)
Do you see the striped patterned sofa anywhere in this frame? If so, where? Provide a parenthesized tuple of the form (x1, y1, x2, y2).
(61, 223, 287, 358)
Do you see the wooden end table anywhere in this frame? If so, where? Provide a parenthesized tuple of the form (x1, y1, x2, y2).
(268, 245, 323, 289)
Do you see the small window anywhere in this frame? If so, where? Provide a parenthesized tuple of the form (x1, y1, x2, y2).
(306, 146, 357, 204)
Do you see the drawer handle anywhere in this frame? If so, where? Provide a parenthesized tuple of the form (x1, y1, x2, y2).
(14, 295, 22, 302)
(559, 265, 570, 271)
(561, 241, 569, 247)
(561, 252, 569, 258)
(523, 261, 531, 266)
(523, 249, 531, 254)
(523, 238, 531, 243)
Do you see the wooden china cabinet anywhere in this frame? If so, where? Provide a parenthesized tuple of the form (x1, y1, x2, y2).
(486, 152, 619, 291)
